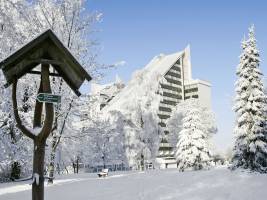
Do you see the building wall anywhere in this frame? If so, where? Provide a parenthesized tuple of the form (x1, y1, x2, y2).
(197, 81, 212, 108)
(156, 47, 212, 164)
(157, 57, 184, 157)
(158, 58, 183, 130)
(184, 80, 211, 108)
(182, 45, 192, 81)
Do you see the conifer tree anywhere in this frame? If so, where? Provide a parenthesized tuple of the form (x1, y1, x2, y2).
(232, 25, 267, 172)
(175, 108, 211, 171)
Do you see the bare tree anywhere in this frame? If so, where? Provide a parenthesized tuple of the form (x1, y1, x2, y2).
(0, 0, 105, 183)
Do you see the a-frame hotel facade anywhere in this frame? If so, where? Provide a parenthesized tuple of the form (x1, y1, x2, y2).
(101, 45, 211, 169)
(155, 46, 211, 168)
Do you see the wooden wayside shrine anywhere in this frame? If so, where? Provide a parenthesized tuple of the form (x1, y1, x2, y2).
(0, 29, 91, 96)
(0, 29, 92, 200)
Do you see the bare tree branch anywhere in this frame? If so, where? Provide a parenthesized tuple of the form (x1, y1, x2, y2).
(12, 78, 35, 140)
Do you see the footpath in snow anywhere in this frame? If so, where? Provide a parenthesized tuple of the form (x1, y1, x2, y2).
(0, 167, 267, 200)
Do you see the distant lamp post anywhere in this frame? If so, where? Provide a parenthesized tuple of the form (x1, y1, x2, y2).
(0, 29, 91, 200)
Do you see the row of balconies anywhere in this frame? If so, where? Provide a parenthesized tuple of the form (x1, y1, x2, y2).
(160, 83, 182, 92)
(184, 84, 198, 89)
(158, 110, 171, 117)
(158, 113, 171, 120)
(161, 87, 181, 96)
(165, 77, 182, 85)
(160, 99, 178, 106)
(165, 74, 181, 81)
(159, 142, 172, 147)
(161, 80, 183, 88)
(159, 102, 176, 110)
(163, 91, 182, 100)
(169, 68, 181, 74)
(160, 94, 180, 102)
(184, 87, 198, 94)
(158, 151, 175, 156)
(158, 121, 167, 127)
(173, 62, 181, 68)
(159, 106, 172, 112)
(166, 71, 181, 79)
(185, 95, 199, 100)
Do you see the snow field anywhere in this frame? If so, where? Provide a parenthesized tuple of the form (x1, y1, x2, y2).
(1, 167, 267, 200)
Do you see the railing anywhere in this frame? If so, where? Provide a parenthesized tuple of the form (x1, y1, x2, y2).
(0, 177, 11, 183)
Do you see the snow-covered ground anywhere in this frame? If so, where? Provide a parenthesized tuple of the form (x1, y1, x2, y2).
(0, 166, 266, 200)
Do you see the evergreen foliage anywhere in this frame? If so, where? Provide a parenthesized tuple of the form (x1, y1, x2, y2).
(232, 25, 267, 172)
(175, 107, 212, 171)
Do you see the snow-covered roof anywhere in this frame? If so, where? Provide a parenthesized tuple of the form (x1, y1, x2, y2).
(91, 77, 125, 101)
(91, 82, 112, 95)
(103, 47, 188, 113)
(143, 51, 183, 77)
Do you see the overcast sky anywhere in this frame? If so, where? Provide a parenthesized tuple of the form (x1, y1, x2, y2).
(86, 0, 267, 152)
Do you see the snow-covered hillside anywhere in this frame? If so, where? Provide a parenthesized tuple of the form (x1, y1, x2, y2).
(1, 167, 267, 200)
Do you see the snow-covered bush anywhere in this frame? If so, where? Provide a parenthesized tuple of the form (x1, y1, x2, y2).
(168, 100, 217, 153)
(175, 106, 213, 171)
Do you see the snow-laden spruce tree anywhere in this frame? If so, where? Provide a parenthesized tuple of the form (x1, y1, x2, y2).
(175, 107, 212, 171)
(232, 25, 267, 172)
(168, 99, 217, 151)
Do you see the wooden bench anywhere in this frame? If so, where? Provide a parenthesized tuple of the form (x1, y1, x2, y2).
(97, 169, 109, 177)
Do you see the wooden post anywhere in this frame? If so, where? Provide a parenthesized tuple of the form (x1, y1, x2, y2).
(32, 64, 54, 200)
(32, 141, 46, 200)
(12, 64, 54, 200)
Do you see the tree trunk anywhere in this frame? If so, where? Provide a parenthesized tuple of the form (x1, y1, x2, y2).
(47, 151, 56, 184)
(48, 136, 57, 184)
(102, 156, 106, 169)
(72, 162, 76, 173)
(140, 154, 144, 171)
(32, 140, 46, 200)
(76, 158, 79, 174)
(48, 99, 73, 181)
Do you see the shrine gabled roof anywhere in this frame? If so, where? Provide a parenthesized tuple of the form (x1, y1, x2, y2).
(0, 29, 92, 96)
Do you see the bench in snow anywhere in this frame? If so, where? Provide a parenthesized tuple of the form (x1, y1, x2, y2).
(97, 169, 108, 177)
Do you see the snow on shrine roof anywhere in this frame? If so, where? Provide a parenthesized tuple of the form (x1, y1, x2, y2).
(103, 49, 185, 113)
(0, 29, 92, 96)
